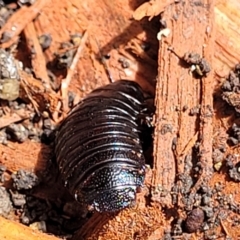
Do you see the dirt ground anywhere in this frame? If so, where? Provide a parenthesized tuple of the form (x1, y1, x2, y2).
(0, 0, 240, 239)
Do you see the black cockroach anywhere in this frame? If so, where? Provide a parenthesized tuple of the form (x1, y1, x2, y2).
(54, 80, 152, 212)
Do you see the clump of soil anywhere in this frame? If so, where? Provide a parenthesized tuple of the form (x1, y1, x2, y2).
(0, 167, 87, 238)
(222, 63, 240, 113)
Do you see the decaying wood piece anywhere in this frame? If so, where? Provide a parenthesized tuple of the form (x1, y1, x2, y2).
(0, 141, 50, 174)
(0, 216, 60, 240)
(190, 2, 215, 198)
(152, 0, 215, 206)
(72, 204, 166, 240)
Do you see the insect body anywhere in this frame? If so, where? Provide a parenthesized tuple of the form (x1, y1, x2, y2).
(55, 80, 149, 212)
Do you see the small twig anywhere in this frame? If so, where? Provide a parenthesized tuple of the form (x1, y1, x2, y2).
(60, 30, 88, 114)
(178, 132, 199, 158)
(95, 38, 114, 83)
(167, 46, 182, 58)
(220, 219, 231, 238)
(20, 78, 40, 115)
(52, 101, 62, 123)
(0, 113, 28, 129)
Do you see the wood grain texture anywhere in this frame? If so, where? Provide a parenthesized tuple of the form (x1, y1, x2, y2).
(152, 0, 215, 206)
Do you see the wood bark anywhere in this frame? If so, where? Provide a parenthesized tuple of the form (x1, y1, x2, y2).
(152, 0, 215, 206)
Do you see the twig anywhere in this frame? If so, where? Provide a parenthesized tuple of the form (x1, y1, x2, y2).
(0, 112, 28, 129)
(220, 219, 231, 238)
(20, 78, 40, 115)
(60, 30, 88, 115)
(95, 38, 114, 83)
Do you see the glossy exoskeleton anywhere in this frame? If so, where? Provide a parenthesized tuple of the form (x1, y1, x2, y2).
(55, 80, 151, 212)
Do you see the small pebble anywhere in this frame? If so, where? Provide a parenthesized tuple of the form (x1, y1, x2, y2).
(12, 170, 39, 190)
(10, 191, 26, 207)
(39, 34, 52, 50)
(6, 123, 28, 143)
(0, 186, 12, 217)
(30, 221, 47, 232)
(184, 208, 205, 233)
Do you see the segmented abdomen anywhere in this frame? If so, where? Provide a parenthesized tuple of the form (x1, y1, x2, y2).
(55, 80, 146, 212)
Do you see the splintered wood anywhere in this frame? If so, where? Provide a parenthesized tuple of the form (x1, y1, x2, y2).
(0, 141, 50, 174)
(152, 1, 215, 206)
(72, 206, 166, 240)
